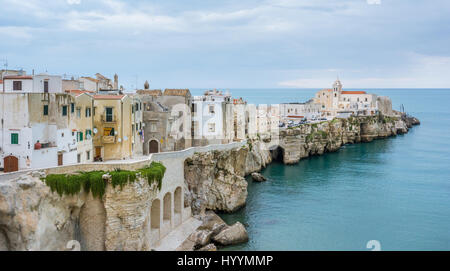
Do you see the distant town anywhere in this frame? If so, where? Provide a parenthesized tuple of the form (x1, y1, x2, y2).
(0, 69, 393, 173)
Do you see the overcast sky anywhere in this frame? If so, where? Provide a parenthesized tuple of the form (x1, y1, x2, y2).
(1, 0, 449, 89)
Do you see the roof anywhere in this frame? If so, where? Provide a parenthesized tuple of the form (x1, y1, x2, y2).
(287, 115, 305, 119)
(93, 94, 125, 100)
(95, 73, 110, 81)
(136, 89, 162, 96)
(80, 77, 99, 83)
(0, 80, 3, 84)
(320, 88, 332, 92)
(163, 89, 191, 97)
(65, 89, 95, 96)
(3, 75, 33, 80)
(341, 91, 367, 95)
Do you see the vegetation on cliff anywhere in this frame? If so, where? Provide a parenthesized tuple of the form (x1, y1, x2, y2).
(42, 162, 166, 198)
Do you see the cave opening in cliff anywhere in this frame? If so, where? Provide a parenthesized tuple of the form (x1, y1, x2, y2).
(270, 146, 285, 162)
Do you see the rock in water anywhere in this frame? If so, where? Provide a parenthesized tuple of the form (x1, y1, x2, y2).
(197, 243, 217, 251)
(212, 222, 249, 246)
(188, 230, 213, 247)
(251, 172, 267, 182)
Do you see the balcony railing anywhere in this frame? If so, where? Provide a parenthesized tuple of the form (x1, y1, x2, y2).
(102, 136, 116, 144)
(101, 114, 117, 123)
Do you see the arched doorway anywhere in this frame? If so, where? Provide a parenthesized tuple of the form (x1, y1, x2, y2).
(150, 199, 161, 245)
(151, 199, 160, 230)
(163, 192, 172, 226)
(3, 155, 18, 173)
(149, 140, 159, 154)
(174, 187, 182, 227)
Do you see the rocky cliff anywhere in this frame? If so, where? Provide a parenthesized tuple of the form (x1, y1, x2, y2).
(279, 114, 413, 164)
(0, 172, 160, 251)
(184, 143, 271, 215)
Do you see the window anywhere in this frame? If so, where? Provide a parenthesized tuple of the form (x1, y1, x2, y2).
(86, 129, 92, 139)
(76, 108, 81, 118)
(77, 154, 81, 163)
(44, 81, 49, 93)
(135, 103, 139, 112)
(62, 105, 68, 116)
(85, 107, 91, 117)
(104, 127, 115, 136)
(132, 124, 135, 132)
(71, 103, 75, 113)
(43, 105, 48, 116)
(209, 105, 215, 114)
(13, 81, 22, 91)
(105, 107, 113, 122)
(11, 133, 19, 144)
(78, 132, 83, 142)
(86, 151, 90, 160)
(208, 123, 215, 133)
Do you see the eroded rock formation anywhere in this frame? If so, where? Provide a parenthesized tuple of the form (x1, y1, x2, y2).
(280, 115, 413, 164)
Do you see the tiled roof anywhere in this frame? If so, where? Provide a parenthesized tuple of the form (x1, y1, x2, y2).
(342, 91, 367, 94)
(81, 77, 99, 83)
(136, 89, 162, 96)
(65, 90, 95, 96)
(3, 75, 33, 80)
(93, 94, 125, 100)
(163, 89, 191, 97)
(0, 80, 3, 84)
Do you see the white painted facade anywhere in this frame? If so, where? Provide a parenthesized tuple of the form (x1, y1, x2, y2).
(280, 102, 321, 120)
(192, 90, 232, 144)
(3, 73, 62, 93)
(0, 93, 78, 171)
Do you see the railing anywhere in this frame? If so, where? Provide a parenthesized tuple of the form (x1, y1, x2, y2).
(101, 115, 117, 123)
(102, 136, 116, 144)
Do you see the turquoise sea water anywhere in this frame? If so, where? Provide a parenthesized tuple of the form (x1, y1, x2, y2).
(192, 88, 450, 251)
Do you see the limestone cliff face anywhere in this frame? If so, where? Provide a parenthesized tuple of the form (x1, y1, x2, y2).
(184, 142, 272, 215)
(184, 148, 248, 214)
(0, 172, 158, 251)
(280, 115, 411, 164)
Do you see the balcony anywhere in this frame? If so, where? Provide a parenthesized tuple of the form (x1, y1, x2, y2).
(102, 136, 116, 144)
(101, 114, 117, 123)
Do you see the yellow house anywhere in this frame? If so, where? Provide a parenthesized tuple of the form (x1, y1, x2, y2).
(66, 90, 95, 163)
(92, 94, 132, 161)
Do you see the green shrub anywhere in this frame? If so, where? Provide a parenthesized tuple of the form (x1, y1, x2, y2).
(42, 162, 166, 198)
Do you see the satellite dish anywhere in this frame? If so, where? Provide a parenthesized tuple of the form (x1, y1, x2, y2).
(124, 136, 128, 141)
(93, 128, 98, 134)
(118, 138, 122, 142)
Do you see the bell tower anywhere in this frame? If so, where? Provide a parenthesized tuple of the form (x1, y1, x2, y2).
(332, 77, 342, 110)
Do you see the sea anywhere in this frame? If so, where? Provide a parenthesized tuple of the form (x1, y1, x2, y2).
(191, 88, 450, 251)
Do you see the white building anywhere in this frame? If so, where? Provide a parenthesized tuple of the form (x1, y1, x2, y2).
(131, 95, 144, 157)
(280, 101, 321, 121)
(3, 73, 62, 93)
(314, 79, 378, 117)
(192, 89, 233, 146)
(0, 93, 78, 172)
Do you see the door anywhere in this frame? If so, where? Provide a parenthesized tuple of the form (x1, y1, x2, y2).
(4, 155, 19, 173)
(95, 147, 102, 159)
(58, 153, 63, 166)
(149, 140, 159, 154)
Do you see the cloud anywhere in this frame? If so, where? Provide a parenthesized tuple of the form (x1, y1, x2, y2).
(67, 0, 81, 5)
(278, 53, 450, 88)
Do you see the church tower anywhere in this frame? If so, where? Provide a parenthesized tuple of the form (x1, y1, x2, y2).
(332, 78, 342, 110)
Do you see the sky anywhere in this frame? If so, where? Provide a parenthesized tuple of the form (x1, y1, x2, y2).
(1, 0, 450, 89)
